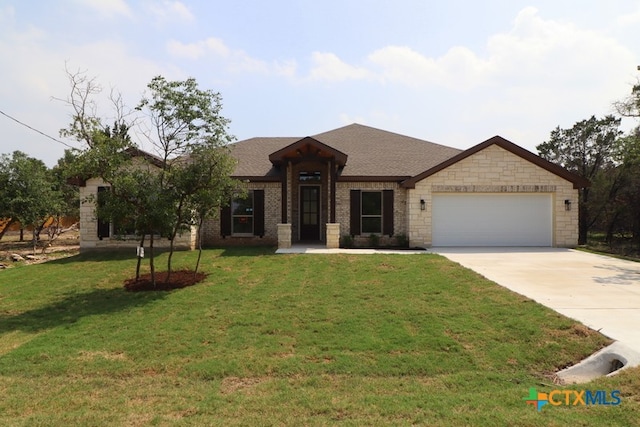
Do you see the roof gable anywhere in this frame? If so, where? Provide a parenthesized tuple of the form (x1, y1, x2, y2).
(229, 124, 462, 180)
(268, 136, 348, 166)
(124, 147, 164, 169)
(69, 147, 164, 187)
(401, 136, 591, 189)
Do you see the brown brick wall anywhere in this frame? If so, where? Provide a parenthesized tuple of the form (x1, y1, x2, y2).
(202, 182, 280, 246)
(335, 182, 408, 247)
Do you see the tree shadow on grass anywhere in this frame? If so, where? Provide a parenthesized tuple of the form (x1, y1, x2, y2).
(215, 246, 277, 257)
(0, 286, 167, 334)
(42, 250, 144, 265)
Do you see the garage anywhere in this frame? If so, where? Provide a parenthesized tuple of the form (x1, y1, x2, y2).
(432, 193, 553, 246)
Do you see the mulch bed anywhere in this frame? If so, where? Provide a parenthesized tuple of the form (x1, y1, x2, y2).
(124, 269, 207, 292)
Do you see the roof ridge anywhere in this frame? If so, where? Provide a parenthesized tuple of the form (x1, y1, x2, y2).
(312, 122, 458, 150)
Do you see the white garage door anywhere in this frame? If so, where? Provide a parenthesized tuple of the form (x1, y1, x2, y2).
(432, 194, 552, 246)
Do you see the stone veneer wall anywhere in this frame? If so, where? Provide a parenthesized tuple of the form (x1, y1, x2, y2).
(79, 177, 195, 252)
(335, 181, 407, 247)
(407, 145, 579, 248)
(201, 182, 281, 246)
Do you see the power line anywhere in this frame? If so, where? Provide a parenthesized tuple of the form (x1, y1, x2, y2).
(0, 108, 76, 149)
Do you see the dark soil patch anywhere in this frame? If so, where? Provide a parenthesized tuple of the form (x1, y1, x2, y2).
(124, 269, 207, 292)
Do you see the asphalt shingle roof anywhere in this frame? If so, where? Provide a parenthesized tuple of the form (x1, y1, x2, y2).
(229, 123, 462, 179)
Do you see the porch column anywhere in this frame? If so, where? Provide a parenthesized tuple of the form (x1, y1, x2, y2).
(277, 223, 292, 249)
(326, 223, 340, 249)
(330, 158, 336, 223)
(281, 160, 288, 223)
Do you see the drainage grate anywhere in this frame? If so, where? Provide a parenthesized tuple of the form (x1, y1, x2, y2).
(609, 358, 625, 374)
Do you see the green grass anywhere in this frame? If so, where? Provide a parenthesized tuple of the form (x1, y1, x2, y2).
(0, 247, 638, 426)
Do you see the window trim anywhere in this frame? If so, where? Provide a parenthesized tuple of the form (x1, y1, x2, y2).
(231, 190, 255, 236)
(96, 186, 140, 239)
(361, 190, 383, 234)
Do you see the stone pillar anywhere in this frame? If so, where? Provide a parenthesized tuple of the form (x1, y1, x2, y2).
(277, 223, 292, 249)
(326, 223, 340, 249)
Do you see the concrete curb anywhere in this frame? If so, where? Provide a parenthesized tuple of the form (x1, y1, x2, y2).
(556, 341, 640, 384)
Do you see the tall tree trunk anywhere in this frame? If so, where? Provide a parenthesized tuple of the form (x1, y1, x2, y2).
(634, 214, 640, 250)
(194, 213, 204, 277)
(166, 235, 175, 284)
(136, 234, 146, 281)
(149, 233, 156, 288)
(32, 228, 37, 255)
(166, 198, 185, 284)
(605, 211, 621, 248)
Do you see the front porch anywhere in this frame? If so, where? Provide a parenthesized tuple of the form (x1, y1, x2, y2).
(277, 223, 340, 249)
(270, 137, 347, 246)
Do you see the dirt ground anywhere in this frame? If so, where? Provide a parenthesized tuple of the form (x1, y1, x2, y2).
(0, 230, 80, 267)
(0, 230, 207, 290)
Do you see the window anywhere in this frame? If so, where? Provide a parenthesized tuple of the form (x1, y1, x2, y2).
(97, 186, 110, 239)
(96, 186, 137, 238)
(361, 191, 382, 234)
(114, 216, 136, 236)
(350, 189, 394, 236)
(232, 191, 254, 234)
(299, 171, 321, 182)
(220, 189, 264, 238)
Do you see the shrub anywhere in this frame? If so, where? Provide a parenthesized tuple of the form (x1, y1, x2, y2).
(395, 233, 409, 248)
(340, 234, 354, 248)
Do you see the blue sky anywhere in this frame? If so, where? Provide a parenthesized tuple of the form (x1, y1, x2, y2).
(1, 0, 640, 166)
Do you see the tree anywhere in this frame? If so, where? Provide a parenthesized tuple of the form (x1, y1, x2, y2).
(95, 168, 174, 286)
(0, 151, 63, 253)
(606, 131, 640, 248)
(178, 144, 239, 275)
(613, 81, 640, 118)
(613, 76, 640, 248)
(60, 71, 239, 287)
(537, 115, 622, 244)
(137, 76, 236, 282)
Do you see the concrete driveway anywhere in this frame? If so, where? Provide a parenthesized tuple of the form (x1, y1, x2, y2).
(431, 248, 640, 353)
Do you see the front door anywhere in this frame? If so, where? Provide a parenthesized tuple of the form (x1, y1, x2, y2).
(300, 185, 320, 241)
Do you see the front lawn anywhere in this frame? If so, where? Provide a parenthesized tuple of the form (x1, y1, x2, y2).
(0, 247, 638, 425)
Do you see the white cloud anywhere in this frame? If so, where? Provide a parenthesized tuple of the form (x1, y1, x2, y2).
(367, 45, 490, 90)
(616, 6, 640, 27)
(292, 6, 638, 154)
(273, 60, 297, 78)
(79, 0, 133, 18)
(304, 6, 635, 98)
(307, 52, 373, 83)
(0, 18, 172, 165)
(167, 39, 207, 60)
(167, 37, 296, 76)
(0, 4, 15, 20)
(147, 0, 194, 24)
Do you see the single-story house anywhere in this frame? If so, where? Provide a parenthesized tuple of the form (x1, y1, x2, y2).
(78, 124, 588, 251)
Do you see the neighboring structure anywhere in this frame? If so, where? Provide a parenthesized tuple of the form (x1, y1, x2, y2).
(77, 150, 197, 252)
(78, 124, 589, 251)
